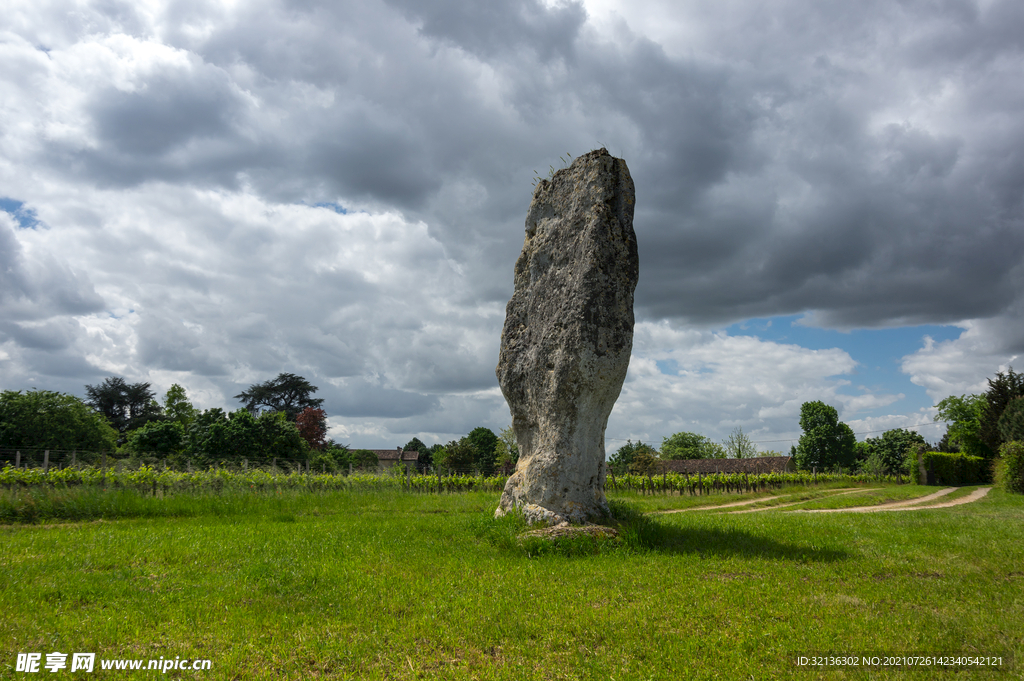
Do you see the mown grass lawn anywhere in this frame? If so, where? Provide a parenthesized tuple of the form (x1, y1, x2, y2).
(1, 486, 1022, 680)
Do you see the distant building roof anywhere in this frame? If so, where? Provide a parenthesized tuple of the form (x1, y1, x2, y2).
(367, 448, 419, 462)
(658, 456, 794, 475)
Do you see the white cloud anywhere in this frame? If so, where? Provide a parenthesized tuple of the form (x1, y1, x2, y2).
(2, 0, 1022, 450)
(901, 322, 1021, 402)
(602, 321, 907, 452)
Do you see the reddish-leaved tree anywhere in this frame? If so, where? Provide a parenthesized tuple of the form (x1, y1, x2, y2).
(296, 407, 328, 451)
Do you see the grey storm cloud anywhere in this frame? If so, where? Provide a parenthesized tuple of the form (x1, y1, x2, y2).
(2, 0, 1023, 444)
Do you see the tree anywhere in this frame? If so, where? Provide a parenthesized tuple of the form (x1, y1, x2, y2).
(628, 446, 659, 474)
(661, 431, 725, 460)
(464, 427, 499, 474)
(295, 407, 328, 451)
(979, 367, 1024, 456)
(434, 439, 475, 473)
(163, 384, 197, 428)
(607, 440, 658, 475)
(350, 449, 379, 470)
(998, 397, 1024, 443)
(0, 390, 118, 457)
(494, 426, 519, 473)
(187, 408, 231, 463)
(794, 401, 856, 471)
(723, 427, 757, 459)
(84, 377, 162, 435)
(935, 394, 991, 459)
(862, 428, 926, 475)
(402, 437, 427, 454)
(234, 373, 324, 421)
(255, 411, 310, 462)
(124, 421, 186, 457)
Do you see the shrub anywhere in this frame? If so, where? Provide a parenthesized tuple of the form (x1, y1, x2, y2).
(996, 441, 1024, 494)
(0, 390, 118, 457)
(919, 450, 987, 485)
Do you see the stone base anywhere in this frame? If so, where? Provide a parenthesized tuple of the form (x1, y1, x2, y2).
(519, 522, 620, 541)
(495, 499, 608, 526)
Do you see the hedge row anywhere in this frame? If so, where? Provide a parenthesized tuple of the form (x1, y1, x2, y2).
(996, 441, 1024, 494)
(918, 451, 988, 486)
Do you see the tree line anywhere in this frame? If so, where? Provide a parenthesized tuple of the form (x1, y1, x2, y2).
(0, 373, 519, 474)
(4, 367, 1022, 478)
(608, 367, 1024, 478)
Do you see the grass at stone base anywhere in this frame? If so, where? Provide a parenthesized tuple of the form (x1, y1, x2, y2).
(1, 488, 1022, 680)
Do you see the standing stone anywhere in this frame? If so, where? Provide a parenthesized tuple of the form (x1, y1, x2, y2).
(495, 148, 638, 525)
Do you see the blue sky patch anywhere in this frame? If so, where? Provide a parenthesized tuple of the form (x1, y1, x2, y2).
(0, 197, 41, 229)
(655, 358, 680, 375)
(314, 202, 348, 214)
(726, 314, 965, 425)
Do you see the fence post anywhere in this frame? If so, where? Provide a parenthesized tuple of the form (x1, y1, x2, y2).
(43, 450, 50, 473)
(72, 450, 77, 468)
(15, 451, 20, 468)
(406, 462, 411, 488)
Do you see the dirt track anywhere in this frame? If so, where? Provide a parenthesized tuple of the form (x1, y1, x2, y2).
(793, 486, 993, 513)
(652, 486, 994, 515)
(649, 488, 869, 515)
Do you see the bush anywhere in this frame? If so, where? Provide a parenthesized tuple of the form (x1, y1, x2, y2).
(996, 441, 1024, 494)
(919, 450, 987, 485)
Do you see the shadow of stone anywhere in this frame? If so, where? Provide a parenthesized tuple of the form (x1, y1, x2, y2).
(640, 522, 849, 563)
(604, 502, 849, 563)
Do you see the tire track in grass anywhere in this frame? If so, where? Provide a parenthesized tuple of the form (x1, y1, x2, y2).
(789, 486, 993, 513)
(728, 488, 882, 514)
(649, 489, 871, 515)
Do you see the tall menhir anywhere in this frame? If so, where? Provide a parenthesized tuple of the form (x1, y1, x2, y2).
(495, 148, 638, 524)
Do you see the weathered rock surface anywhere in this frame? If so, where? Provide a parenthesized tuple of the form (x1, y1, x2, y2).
(495, 148, 638, 525)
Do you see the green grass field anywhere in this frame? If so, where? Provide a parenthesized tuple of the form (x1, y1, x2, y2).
(2, 485, 1022, 679)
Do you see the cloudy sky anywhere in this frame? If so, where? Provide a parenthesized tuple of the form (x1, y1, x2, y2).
(2, 0, 1022, 453)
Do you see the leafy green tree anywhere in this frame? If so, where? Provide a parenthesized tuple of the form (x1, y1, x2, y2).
(794, 401, 856, 471)
(435, 439, 475, 473)
(234, 373, 324, 421)
(607, 440, 658, 475)
(661, 432, 725, 460)
(350, 449, 379, 470)
(934, 394, 990, 458)
(84, 376, 162, 435)
(187, 408, 231, 463)
(980, 367, 1024, 456)
(724, 427, 757, 458)
(0, 390, 118, 456)
(256, 411, 310, 462)
(402, 437, 427, 454)
(402, 437, 431, 470)
(494, 426, 519, 473)
(628, 447, 659, 474)
(998, 397, 1024, 443)
(857, 446, 888, 477)
(464, 427, 499, 474)
(124, 421, 186, 456)
(854, 440, 874, 465)
(163, 384, 197, 428)
(863, 428, 926, 474)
